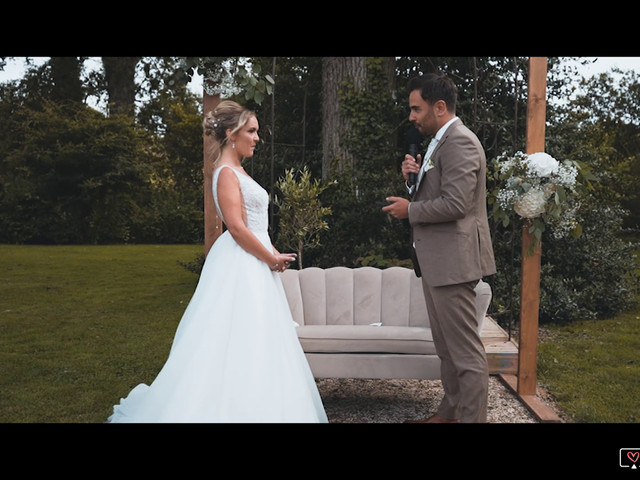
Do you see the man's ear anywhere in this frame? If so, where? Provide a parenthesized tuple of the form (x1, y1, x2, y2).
(434, 99, 448, 116)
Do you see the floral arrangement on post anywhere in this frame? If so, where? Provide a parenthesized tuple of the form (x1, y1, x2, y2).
(489, 151, 594, 251)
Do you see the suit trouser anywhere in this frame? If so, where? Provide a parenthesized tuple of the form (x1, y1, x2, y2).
(422, 279, 488, 423)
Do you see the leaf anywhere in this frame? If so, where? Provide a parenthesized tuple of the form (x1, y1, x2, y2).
(533, 227, 543, 240)
(571, 224, 583, 238)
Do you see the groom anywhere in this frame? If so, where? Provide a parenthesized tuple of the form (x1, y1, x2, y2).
(384, 73, 496, 423)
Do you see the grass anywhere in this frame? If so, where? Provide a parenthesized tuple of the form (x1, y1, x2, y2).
(536, 245, 640, 423)
(1, 244, 638, 423)
(0, 244, 201, 422)
(538, 311, 640, 423)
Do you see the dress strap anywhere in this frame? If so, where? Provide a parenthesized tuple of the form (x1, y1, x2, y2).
(212, 165, 244, 224)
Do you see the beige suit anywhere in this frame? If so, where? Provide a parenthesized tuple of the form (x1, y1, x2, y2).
(409, 118, 496, 422)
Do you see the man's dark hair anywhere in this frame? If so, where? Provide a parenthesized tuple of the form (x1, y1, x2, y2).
(408, 73, 457, 113)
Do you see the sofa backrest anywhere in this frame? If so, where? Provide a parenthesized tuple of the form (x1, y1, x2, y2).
(281, 266, 492, 332)
(280, 266, 428, 328)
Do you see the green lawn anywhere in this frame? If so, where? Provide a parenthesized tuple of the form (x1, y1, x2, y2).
(538, 311, 640, 423)
(536, 245, 640, 423)
(1, 244, 638, 423)
(0, 244, 201, 422)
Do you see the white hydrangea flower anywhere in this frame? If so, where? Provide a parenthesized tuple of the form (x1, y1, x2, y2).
(492, 150, 585, 241)
(526, 152, 559, 178)
(514, 187, 547, 218)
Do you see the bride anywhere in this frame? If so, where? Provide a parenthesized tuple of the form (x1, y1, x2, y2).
(108, 101, 327, 423)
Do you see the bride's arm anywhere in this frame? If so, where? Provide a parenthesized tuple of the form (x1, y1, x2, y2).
(216, 168, 294, 271)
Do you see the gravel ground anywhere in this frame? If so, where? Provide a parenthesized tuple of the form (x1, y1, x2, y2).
(316, 376, 564, 423)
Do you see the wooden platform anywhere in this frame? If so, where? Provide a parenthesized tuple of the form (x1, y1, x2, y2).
(481, 317, 563, 422)
(481, 316, 518, 375)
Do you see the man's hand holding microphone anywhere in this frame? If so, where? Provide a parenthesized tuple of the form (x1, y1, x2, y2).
(381, 127, 422, 220)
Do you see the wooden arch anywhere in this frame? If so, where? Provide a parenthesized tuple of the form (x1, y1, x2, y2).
(201, 58, 561, 421)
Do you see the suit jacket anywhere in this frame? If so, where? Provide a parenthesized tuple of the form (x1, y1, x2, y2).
(409, 119, 496, 287)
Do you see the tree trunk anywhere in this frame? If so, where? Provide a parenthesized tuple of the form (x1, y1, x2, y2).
(49, 57, 83, 103)
(321, 57, 367, 178)
(102, 57, 140, 116)
(297, 239, 304, 271)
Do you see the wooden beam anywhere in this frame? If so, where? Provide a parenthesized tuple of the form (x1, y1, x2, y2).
(517, 229, 542, 394)
(203, 91, 222, 256)
(525, 57, 548, 153)
(518, 57, 547, 396)
(499, 374, 562, 423)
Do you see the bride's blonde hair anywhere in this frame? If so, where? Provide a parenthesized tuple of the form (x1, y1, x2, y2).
(203, 100, 255, 165)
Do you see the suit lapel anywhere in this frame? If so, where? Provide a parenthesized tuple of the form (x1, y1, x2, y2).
(414, 119, 461, 197)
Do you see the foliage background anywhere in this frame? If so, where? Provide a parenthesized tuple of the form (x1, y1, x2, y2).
(1, 56, 638, 326)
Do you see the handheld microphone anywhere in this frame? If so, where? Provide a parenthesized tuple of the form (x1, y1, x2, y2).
(406, 127, 423, 186)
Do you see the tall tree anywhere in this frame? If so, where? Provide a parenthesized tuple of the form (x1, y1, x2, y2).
(321, 57, 368, 178)
(49, 57, 84, 103)
(102, 57, 140, 116)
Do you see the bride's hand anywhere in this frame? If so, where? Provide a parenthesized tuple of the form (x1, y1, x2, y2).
(271, 253, 297, 272)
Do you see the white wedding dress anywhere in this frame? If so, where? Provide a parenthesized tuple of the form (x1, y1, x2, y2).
(108, 165, 327, 423)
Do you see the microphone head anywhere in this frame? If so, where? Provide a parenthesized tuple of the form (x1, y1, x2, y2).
(406, 126, 423, 147)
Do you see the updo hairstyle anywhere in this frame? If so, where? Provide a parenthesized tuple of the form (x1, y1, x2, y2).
(203, 100, 255, 164)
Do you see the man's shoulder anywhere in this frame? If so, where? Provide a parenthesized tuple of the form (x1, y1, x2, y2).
(449, 120, 483, 145)
(449, 119, 473, 136)
(442, 121, 486, 161)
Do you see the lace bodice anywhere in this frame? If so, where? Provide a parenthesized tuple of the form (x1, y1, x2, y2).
(212, 165, 269, 233)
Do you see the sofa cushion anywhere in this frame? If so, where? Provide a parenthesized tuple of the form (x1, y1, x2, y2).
(281, 266, 430, 328)
(281, 267, 491, 331)
(296, 325, 436, 355)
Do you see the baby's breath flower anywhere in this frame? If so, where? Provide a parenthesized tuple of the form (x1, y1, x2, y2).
(490, 151, 587, 244)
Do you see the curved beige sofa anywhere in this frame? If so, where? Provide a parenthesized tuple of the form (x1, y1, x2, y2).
(280, 266, 492, 380)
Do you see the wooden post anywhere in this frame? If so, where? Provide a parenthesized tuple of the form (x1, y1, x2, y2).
(517, 225, 542, 395)
(517, 57, 547, 396)
(203, 91, 222, 256)
(501, 57, 561, 421)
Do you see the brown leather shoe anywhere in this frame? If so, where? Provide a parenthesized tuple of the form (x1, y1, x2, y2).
(405, 414, 459, 424)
